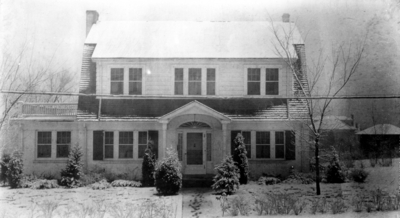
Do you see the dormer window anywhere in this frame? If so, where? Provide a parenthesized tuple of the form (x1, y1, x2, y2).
(246, 67, 280, 95)
(174, 67, 217, 96)
(129, 68, 142, 95)
(109, 67, 144, 95)
(111, 68, 124, 95)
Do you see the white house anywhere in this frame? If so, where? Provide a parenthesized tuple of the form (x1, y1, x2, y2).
(12, 11, 310, 179)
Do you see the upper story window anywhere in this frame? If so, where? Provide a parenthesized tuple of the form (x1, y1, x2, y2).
(266, 68, 279, 95)
(207, 69, 216, 95)
(129, 68, 142, 95)
(175, 68, 184, 95)
(111, 68, 124, 95)
(174, 67, 216, 96)
(188, 68, 201, 95)
(247, 68, 261, 95)
(246, 67, 280, 96)
(110, 67, 144, 95)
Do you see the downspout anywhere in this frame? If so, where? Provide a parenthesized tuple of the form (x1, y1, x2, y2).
(84, 123, 89, 171)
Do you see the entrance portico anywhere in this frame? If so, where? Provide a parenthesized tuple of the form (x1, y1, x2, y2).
(158, 101, 231, 175)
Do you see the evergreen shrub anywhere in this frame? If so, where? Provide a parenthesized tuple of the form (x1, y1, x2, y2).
(325, 146, 346, 183)
(7, 151, 24, 188)
(60, 145, 84, 188)
(0, 153, 11, 185)
(154, 148, 182, 195)
(350, 168, 369, 183)
(212, 156, 240, 195)
(232, 133, 249, 184)
(142, 139, 156, 187)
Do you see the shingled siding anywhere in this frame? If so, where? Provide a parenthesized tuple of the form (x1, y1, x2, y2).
(77, 96, 291, 119)
(79, 44, 97, 94)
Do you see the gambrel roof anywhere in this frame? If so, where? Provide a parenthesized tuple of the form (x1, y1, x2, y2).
(85, 21, 303, 59)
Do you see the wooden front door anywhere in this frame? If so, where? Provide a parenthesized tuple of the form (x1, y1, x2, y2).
(184, 132, 206, 174)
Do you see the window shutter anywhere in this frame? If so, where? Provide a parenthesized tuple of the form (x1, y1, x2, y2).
(231, 131, 241, 156)
(93, 131, 104, 160)
(148, 131, 159, 159)
(285, 130, 295, 160)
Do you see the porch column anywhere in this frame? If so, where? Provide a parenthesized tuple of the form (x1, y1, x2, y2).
(222, 121, 229, 157)
(161, 121, 168, 159)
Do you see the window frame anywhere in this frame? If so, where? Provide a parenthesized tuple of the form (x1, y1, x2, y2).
(104, 131, 114, 159)
(172, 65, 218, 96)
(247, 68, 261, 95)
(129, 68, 143, 95)
(107, 65, 146, 96)
(255, 131, 271, 159)
(244, 65, 282, 96)
(110, 68, 124, 95)
(118, 131, 134, 159)
(36, 130, 72, 160)
(206, 68, 216, 95)
(265, 68, 279, 95)
(56, 131, 71, 158)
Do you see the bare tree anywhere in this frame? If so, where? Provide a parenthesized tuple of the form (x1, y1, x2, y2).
(0, 42, 77, 151)
(270, 20, 367, 195)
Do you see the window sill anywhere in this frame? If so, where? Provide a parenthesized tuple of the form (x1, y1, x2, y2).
(33, 159, 68, 163)
(92, 159, 143, 164)
(249, 159, 289, 162)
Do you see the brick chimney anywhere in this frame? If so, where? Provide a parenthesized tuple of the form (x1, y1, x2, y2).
(86, 10, 99, 37)
(282, 13, 290, 23)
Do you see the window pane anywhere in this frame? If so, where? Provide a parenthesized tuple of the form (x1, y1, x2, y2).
(105, 132, 114, 145)
(207, 68, 215, 81)
(207, 82, 215, 95)
(266, 68, 279, 81)
(105, 145, 113, 158)
(57, 145, 70, 158)
(111, 68, 124, 80)
(129, 68, 142, 80)
(138, 145, 146, 159)
(105, 132, 114, 159)
(57, 132, 71, 144)
(256, 145, 270, 158)
(189, 82, 201, 95)
(275, 132, 285, 144)
(175, 82, 183, 95)
(119, 132, 133, 144)
(256, 132, 270, 144)
(139, 132, 147, 144)
(175, 68, 184, 80)
(129, 82, 142, 95)
(276, 145, 285, 158)
(38, 132, 51, 144)
(119, 145, 133, 158)
(248, 82, 260, 95)
(266, 82, 279, 95)
(38, 145, 51, 158)
(111, 82, 123, 94)
(248, 68, 260, 81)
(189, 68, 201, 81)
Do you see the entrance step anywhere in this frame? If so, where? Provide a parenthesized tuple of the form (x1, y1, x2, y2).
(183, 174, 214, 188)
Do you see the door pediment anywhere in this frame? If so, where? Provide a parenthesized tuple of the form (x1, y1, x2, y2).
(158, 100, 231, 123)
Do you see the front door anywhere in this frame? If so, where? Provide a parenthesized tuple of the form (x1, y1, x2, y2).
(185, 132, 206, 174)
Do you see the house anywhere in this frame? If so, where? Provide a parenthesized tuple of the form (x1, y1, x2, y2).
(357, 124, 400, 158)
(12, 11, 309, 179)
(312, 115, 358, 154)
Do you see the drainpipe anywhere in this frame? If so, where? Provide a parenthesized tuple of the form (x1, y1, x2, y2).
(84, 123, 88, 172)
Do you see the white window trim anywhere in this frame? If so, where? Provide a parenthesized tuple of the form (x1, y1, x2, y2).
(36, 130, 72, 160)
(250, 130, 286, 160)
(107, 64, 147, 96)
(244, 65, 282, 96)
(171, 65, 219, 96)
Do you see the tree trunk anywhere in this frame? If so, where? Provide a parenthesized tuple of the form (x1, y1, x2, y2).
(315, 137, 321, 195)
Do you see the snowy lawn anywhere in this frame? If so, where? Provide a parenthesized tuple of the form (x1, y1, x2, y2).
(0, 186, 181, 218)
(182, 159, 400, 218)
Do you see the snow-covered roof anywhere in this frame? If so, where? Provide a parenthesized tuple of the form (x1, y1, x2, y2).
(85, 21, 304, 59)
(313, 116, 356, 130)
(356, 124, 400, 135)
